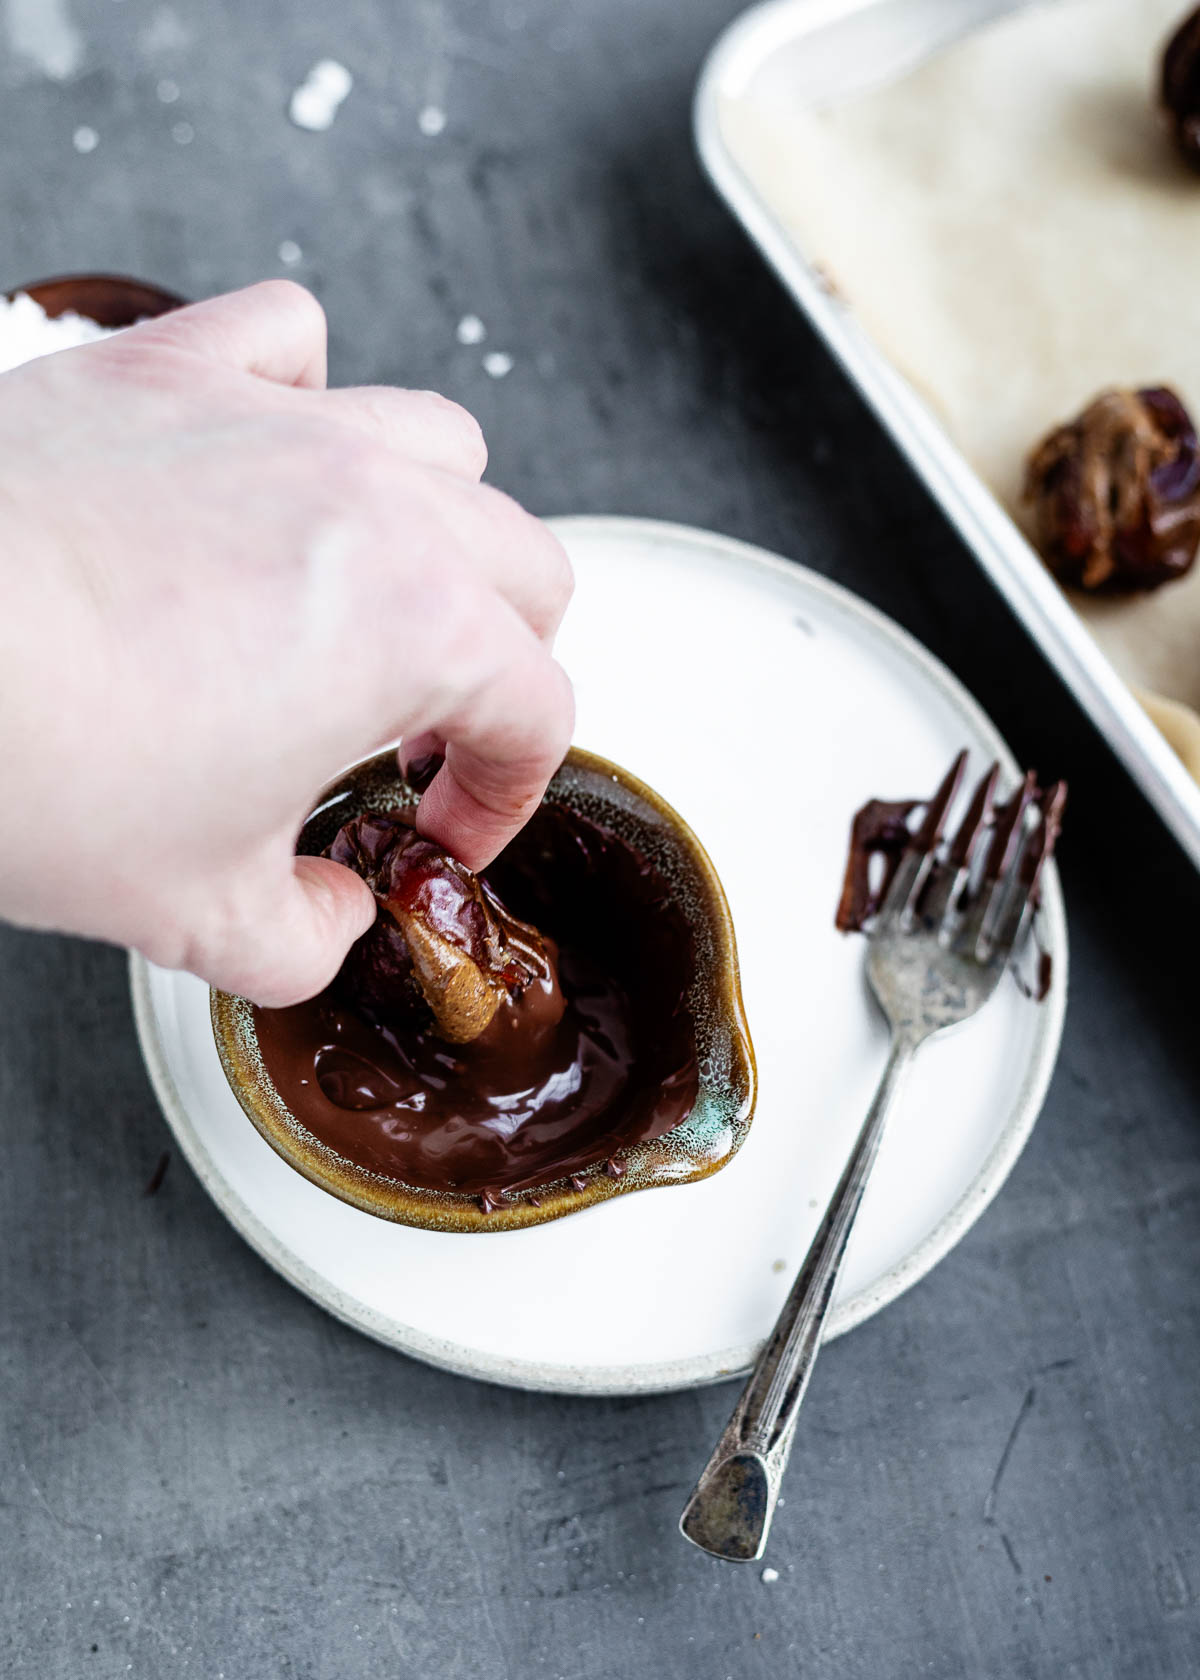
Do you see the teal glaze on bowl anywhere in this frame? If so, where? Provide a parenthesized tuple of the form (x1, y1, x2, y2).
(212, 747, 757, 1233)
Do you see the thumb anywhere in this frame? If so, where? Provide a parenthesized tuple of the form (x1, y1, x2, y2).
(212, 855, 376, 1007)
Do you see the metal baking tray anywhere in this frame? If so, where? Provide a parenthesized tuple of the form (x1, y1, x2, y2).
(695, 0, 1200, 871)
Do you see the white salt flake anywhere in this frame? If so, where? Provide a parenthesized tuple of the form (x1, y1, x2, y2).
(455, 313, 485, 346)
(171, 120, 193, 144)
(156, 77, 180, 103)
(417, 104, 446, 136)
(761, 1566, 780, 1584)
(72, 125, 98, 153)
(483, 351, 513, 379)
(8, 0, 83, 82)
(278, 240, 303, 266)
(290, 60, 353, 132)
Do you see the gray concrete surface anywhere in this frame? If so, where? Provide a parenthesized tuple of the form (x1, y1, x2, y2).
(2, 2, 1199, 1676)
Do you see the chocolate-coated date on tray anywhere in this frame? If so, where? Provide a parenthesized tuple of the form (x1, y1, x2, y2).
(1162, 5, 1200, 173)
(1023, 385, 1200, 592)
(328, 811, 562, 1044)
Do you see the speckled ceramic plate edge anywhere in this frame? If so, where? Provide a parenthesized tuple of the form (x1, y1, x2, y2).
(128, 514, 1068, 1397)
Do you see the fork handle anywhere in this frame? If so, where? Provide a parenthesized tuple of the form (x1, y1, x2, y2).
(679, 1031, 918, 1562)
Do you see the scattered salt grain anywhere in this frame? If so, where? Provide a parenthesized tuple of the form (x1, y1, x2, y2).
(290, 60, 353, 132)
(456, 314, 486, 346)
(156, 78, 180, 103)
(761, 1567, 780, 1584)
(0, 292, 119, 375)
(417, 104, 446, 136)
(278, 240, 303, 266)
(72, 125, 98, 153)
(483, 351, 513, 379)
(171, 121, 194, 145)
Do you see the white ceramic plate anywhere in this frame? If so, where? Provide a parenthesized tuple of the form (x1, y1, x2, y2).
(131, 516, 1067, 1396)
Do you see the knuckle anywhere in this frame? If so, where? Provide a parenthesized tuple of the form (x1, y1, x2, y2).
(550, 658, 576, 729)
(542, 534, 575, 616)
(449, 406, 488, 478)
(478, 487, 574, 604)
(475, 482, 528, 535)
(542, 660, 576, 759)
(418, 391, 488, 476)
(250, 277, 327, 335)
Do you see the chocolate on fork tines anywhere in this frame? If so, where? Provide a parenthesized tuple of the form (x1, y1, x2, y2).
(837, 750, 1067, 953)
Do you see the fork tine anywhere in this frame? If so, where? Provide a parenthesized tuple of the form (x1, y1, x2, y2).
(981, 771, 1036, 886)
(917, 761, 999, 928)
(911, 750, 969, 852)
(876, 751, 967, 924)
(954, 771, 1036, 955)
(946, 763, 1001, 872)
(1020, 780, 1068, 897)
(976, 822, 1040, 960)
(989, 781, 1069, 962)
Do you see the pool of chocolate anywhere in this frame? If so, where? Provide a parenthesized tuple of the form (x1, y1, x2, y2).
(253, 804, 700, 1206)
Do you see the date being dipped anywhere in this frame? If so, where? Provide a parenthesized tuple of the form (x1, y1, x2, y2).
(252, 803, 701, 1214)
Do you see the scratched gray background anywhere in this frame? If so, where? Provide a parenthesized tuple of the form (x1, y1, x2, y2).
(1, 1, 1198, 1676)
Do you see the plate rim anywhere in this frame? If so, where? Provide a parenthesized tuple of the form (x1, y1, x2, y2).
(129, 513, 1068, 1397)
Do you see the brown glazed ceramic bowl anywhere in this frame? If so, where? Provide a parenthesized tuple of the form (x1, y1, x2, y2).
(212, 747, 757, 1234)
(8, 272, 183, 326)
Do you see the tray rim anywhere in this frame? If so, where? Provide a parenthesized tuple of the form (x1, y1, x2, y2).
(129, 513, 1067, 1397)
(694, 0, 1200, 874)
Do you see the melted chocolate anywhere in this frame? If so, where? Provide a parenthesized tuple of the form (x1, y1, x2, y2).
(835, 798, 920, 932)
(1015, 947, 1055, 1005)
(254, 803, 700, 1202)
(1164, 7, 1200, 172)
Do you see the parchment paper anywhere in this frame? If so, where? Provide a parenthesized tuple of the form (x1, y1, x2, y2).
(720, 0, 1200, 777)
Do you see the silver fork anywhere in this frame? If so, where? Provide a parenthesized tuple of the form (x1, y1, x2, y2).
(679, 752, 1066, 1563)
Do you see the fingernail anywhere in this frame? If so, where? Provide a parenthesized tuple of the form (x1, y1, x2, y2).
(405, 752, 444, 792)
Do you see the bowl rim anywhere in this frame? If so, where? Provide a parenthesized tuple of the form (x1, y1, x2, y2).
(4, 270, 184, 326)
(210, 744, 757, 1233)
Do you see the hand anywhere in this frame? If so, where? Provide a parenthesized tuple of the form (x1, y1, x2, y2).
(0, 281, 574, 1005)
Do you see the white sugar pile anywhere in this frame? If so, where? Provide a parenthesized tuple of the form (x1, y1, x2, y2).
(0, 291, 119, 374)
